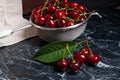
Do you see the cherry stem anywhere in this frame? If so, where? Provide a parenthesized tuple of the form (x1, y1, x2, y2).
(40, 0, 49, 16)
(85, 39, 93, 54)
(64, 17, 74, 22)
(66, 43, 75, 62)
(62, 47, 66, 59)
(77, 40, 86, 45)
(79, 10, 87, 19)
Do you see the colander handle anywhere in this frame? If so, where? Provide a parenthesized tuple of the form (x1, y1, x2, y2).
(88, 12, 102, 19)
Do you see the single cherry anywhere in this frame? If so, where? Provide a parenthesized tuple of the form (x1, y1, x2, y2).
(61, 2, 69, 7)
(45, 14, 54, 20)
(46, 19, 56, 28)
(69, 11, 79, 19)
(58, 18, 68, 27)
(87, 53, 100, 65)
(68, 60, 81, 73)
(78, 4, 87, 11)
(66, 20, 74, 26)
(57, 58, 69, 71)
(31, 8, 39, 22)
(70, 2, 79, 8)
(55, 10, 66, 19)
(35, 15, 45, 26)
(80, 47, 90, 57)
(79, 16, 86, 22)
(62, 0, 69, 2)
(48, 5, 56, 13)
(74, 52, 87, 64)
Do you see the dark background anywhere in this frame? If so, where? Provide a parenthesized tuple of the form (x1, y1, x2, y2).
(22, 0, 120, 14)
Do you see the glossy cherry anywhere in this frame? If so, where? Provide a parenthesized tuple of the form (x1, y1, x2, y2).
(87, 53, 100, 65)
(66, 20, 74, 26)
(46, 19, 56, 28)
(48, 5, 56, 13)
(62, 0, 69, 2)
(74, 52, 87, 64)
(69, 11, 79, 19)
(35, 15, 45, 26)
(61, 2, 69, 7)
(55, 10, 66, 19)
(78, 4, 87, 11)
(45, 14, 54, 20)
(68, 60, 81, 73)
(80, 47, 90, 57)
(57, 58, 69, 71)
(58, 18, 68, 27)
(70, 2, 79, 8)
(79, 16, 86, 22)
(31, 8, 39, 22)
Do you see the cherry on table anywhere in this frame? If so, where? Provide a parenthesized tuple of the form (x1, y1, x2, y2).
(74, 52, 87, 64)
(68, 60, 81, 73)
(87, 53, 100, 65)
(57, 58, 69, 71)
(80, 47, 90, 57)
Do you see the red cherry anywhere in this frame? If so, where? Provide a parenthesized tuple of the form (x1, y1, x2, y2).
(55, 10, 66, 19)
(80, 47, 90, 57)
(51, 0, 58, 3)
(48, 5, 56, 13)
(31, 8, 39, 22)
(32, 8, 39, 15)
(78, 4, 87, 11)
(79, 16, 86, 22)
(61, 2, 69, 7)
(87, 53, 100, 65)
(35, 15, 45, 26)
(66, 20, 74, 26)
(57, 58, 69, 71)
(69, 11, 79, 19)
(45, 14, 54, 20)
(47, 2, 53, 6)
(46, 19, 56, 28)
(56, 6, 60, 10)
(70, 2, 79, 8)
(68, 60, 81, 73)
(74, 52, 87, 64)
(62, 0, 69, 2)
(58, 18, 68, 27)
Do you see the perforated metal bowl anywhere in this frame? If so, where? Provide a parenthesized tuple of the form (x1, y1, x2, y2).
(31, 12, 101, 42)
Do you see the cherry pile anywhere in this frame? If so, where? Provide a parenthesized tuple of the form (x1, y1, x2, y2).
(56, 40, 100, 73)
(31, 0, 91, 28)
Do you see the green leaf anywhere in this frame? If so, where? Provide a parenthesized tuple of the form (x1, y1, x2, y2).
(33, 41, 77, 63)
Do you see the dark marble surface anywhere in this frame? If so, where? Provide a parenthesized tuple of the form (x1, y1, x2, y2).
(0, 10, 120, 80)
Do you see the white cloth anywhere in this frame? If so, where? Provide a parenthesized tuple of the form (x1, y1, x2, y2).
(0, 0, 37, 47)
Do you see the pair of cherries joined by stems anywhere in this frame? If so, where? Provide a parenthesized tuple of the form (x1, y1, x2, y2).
(31, 0, 90, 28)
(56, 40, 100, 73)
